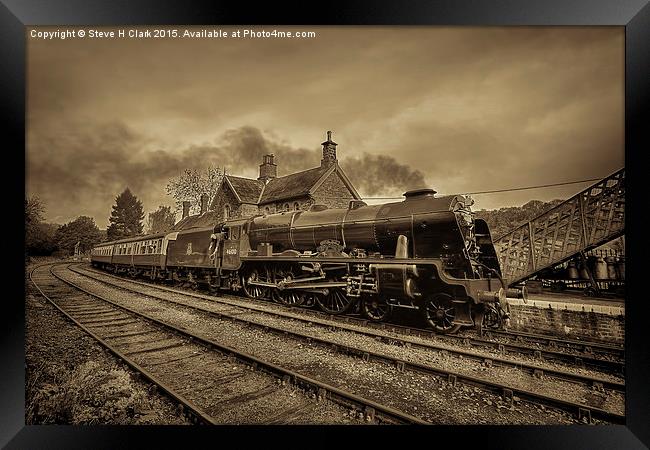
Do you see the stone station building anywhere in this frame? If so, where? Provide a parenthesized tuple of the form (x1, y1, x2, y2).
(174, 132, 361, 229)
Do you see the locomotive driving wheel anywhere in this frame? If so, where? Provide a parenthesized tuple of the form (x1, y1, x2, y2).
(316, 286, 354, 315)
(422, 293, 462, 334)
(271, 265, 305, 307)
(242, 267, 271, 300)
(361, 295, 392, 322)
(302, 292, 317, 308)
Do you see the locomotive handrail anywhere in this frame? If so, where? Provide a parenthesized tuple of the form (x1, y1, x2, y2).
(249, 211, 459, 233)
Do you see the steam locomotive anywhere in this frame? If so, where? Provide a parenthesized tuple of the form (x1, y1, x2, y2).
(92, 189, 523, 333)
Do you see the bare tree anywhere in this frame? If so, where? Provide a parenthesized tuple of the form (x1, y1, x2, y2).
(165, 166, 222, 216)
(25, 196, 45, 228)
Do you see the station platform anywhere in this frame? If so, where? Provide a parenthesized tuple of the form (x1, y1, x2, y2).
(507, 290, 625, 316)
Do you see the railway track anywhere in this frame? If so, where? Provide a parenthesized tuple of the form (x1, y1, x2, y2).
(78, 264, 624, 376)
(30, 262, 428, 425)
(479, 329, 625, 361)
(72, 263, 625, 424)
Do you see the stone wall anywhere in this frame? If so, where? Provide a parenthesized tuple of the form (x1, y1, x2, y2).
(311, 172, 355, 209)
(240, 204, 259, 217)
(210, 185, 241, 221)
(267, 196, 312, 213)
(508, 302, 624, 345)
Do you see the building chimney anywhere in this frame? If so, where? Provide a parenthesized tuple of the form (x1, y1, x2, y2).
(258, 154, 277, 182)
(321, 130, 337, 167)
(182, 201, 191, 219)
(200, 194, 209, 215)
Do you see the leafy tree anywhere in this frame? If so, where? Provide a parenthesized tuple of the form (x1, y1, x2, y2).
(475, 199, 564, 239)
(146, 205, 177, 234)
(106, 188, 144, 241)
(26, 222, 59, 256)
(166, 166, 222, 216)
(55, 216, 102, 255)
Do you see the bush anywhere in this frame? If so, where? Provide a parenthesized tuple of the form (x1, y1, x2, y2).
(27, 361, 155, 424)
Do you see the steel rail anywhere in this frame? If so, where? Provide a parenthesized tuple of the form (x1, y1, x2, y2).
(81, 261, 624, 362)
(77, 264, 625, 376)
(71, 265, 625, 423)
(29, 263, 218, 425)
(82, 262, 624, 363)
(485, 328, 624, 357)
(41, 263, 428, 425)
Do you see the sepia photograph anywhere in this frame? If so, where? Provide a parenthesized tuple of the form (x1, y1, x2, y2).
(21, 22, 630, 430)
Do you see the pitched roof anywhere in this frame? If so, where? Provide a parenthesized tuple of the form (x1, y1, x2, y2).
(225, 175, 264, 204)
(260, 166, 331, 204)
(210, 164, 360, 209)
(172, 210, 221, 231)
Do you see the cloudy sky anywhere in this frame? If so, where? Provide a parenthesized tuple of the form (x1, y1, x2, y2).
(27, 26, 624, 228)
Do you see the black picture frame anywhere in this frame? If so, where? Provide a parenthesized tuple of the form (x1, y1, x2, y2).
(2, 1, 648, 448)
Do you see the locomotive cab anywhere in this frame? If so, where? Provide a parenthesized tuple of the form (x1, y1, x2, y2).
(220, 219, 250, 271)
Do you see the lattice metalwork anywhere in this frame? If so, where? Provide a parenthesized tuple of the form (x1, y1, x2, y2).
(494, 168, 625, 285)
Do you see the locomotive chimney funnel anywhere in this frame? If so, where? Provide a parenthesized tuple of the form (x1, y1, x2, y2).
(403, 188, 436, 200)
(182, 201, 191, 219)
(200, 194, 209, 215)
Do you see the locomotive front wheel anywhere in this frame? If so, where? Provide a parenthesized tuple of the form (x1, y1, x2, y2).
(362, 296, 392, 322)
(422, 293, 462, 334)
(316, 287, 354, 315)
